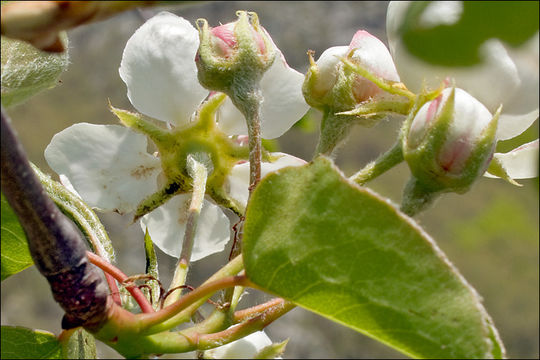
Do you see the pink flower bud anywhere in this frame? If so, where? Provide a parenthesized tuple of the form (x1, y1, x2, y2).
(404, 87, 499, 191)
(347, 30, 400, 102)
(303, 30, 400, 111)
(209, 20, 267, 59)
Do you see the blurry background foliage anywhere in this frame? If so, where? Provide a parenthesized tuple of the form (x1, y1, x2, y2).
(1, 1, 538, 358)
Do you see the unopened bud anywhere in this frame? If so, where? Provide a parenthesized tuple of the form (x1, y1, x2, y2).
(303, 30, 400, 112)
(403, 87, 499, 194)
(195, 11, 276, 94)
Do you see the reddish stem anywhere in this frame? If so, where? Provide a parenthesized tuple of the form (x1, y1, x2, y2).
(86, 251, 154, 313)
(104, 273, 121, 306)
(233, 297, 286, 323)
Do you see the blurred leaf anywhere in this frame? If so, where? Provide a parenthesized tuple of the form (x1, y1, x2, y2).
(292, 109, 318, 133)
(401, 1, 539, 66)
(1, 33, 69, 108)
(61, 328, 97, 359)
(1, 193, 33, 281)
(1, 326, 62, 359)
(243, 157, 504, 358)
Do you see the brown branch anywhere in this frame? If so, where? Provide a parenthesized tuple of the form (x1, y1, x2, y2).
(1, 107, 110, 330)
(1, 1, 158, 52)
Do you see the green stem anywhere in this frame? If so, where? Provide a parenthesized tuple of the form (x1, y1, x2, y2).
(163, 155, 209, 308)
(197, 300, 295, 349)
(350, 141, 404, 185)
(139, 275, 251, 333)
(314, 109, 354, 158)
(140, 254, 245, 334)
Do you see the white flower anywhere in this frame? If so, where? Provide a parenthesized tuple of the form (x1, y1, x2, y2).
(45, 11, 309, 261)
(119, 11, 308, 139)
(386, 1, 539, 180)
(204, 331, 280, 359)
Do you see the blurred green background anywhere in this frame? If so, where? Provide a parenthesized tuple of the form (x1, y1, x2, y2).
(1, 1, 538, 358)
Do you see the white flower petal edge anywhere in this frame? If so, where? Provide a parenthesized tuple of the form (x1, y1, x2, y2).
(386, 1, 521, 113)
(140, 194, 230, 262)
(496, 32, 539, 141)
(484, 139, 539, 179)
(204, 331, 276, 359)
(119, 12, 208, 126)
(226, 153, 307, 209)
(45, 123, 161, 213)
(348, 30, 400, 83)
(218, 49, 310, 139)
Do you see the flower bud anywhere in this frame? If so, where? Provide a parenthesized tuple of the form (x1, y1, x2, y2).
(195, 11, 276, 94)
(303, 30, 400, 112)
(403, 87, 499, 193)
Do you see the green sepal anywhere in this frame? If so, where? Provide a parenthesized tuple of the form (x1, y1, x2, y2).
(486, 156, 522, 186)
(254, 339, 288, 359)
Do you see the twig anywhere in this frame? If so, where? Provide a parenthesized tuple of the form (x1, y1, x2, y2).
(1, 107, 109, 330)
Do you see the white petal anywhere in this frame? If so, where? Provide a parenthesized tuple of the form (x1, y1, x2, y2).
(204, 331, 274, 359)
(386, 2, 520, 113)
(140, 195, 230, 262)
(226, 153, 307, 209)
(496, 111, 539, 141)
(218, 50, 309, 139)
(45, 123, 161, 213)
(119, 12, 207, 126)
(348, 30, 400, 82)
(313, 45, 349, 95)
(485, 139, 539, 179)
(496, 32, 539, 140)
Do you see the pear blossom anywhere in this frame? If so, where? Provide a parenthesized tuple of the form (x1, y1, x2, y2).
(386, 1, 539, 180)
(45, 11, 309, 261)
(119, 11, 308, 139)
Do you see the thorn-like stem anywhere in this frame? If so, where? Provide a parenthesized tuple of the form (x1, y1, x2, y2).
(164, 155, 209, 307)
(86, 251, 154, 314)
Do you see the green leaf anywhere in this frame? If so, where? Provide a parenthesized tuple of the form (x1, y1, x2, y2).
(400, 1, 539, 66)
(144, 228, 162, 309)
(61, 328, 97, 359)
(31, 163, 115, 263)
(1, 32, 69, 108)
(1, 326, 62, 359)
(1, 193, 33, 281)
(243, 157, 504, 358)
